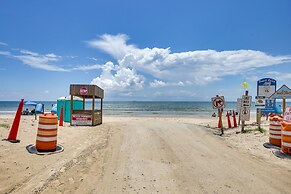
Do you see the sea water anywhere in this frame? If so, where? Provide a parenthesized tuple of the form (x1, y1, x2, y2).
(0, 101, 267, 116)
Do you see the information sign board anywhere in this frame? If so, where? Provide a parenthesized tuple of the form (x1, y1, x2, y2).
(257, 78, 276, 98)
(283, 107, 291, 122)
(255, 96, 266, 109)
(211, 96, 225, 109)
(71, 114, 92, 126)
(270, 85, 291, 99)
(240, 107, 250, 121)
(242, 95, 252, 108)
(236, 98, 242, 112)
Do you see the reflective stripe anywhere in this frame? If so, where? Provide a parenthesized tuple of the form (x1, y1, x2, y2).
(282, 142, 291, 147)
(270, 134, 281, 139)
(269, 130, 281, 135)
(38, 124, 57, 130)
(37, 130, 57, 136)
(270, 121, 281, 125)
(36, 136, 57, 142)
(269, 125, 281, 130)
(282, 131, 291, 136)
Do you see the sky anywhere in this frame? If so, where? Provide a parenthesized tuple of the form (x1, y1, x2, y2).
(0, 0, 291, 101)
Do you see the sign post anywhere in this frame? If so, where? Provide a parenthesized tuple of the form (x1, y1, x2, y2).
(255, 96, 265, 132)
(237, 98, 242, 125)
(241, 91, 251, 133)
(211, 95, 225, 135)
(257, 78, 277, 121)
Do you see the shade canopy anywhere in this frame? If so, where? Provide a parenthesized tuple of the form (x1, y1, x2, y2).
(24, 101, 37, 106)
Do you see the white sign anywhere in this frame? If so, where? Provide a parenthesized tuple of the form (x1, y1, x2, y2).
(257, 78, 276, 98)
(283, 107, 291, 122)
(237, 98, 242, 112)
(241, 107, 250, 121)
(71, 114, 92, 126)
(242, 95, 252, 108)
(211, 96, 225, 109)
(255, 96, 266, 109)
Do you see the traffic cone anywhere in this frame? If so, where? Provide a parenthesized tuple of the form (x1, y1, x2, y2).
(59, 107, 64, 126)
(3, 99, 24, 143)
(226, 111, 232, 128)
(232, 110, 237, 127)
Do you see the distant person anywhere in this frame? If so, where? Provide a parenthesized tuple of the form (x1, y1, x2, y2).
(30, 109, 35, 114)
(22, 108, 29, 115)
(212, 112, 216, 117)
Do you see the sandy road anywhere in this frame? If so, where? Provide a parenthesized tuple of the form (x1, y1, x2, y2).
(3, 117, 291, 194)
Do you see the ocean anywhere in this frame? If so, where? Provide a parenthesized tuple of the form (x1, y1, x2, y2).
(0, 101, 263, 116)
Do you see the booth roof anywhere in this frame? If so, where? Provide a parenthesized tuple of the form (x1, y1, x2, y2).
(58, 96, 83, 101)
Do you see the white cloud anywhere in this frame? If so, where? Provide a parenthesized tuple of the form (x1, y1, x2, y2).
(72, 64, 102, 71)
(87, 34, 136, 60)
(88, 34, 291, 90)
(0, 42, 8, 46)
(90, 61, 145, 94)
(266, 71, 291, 81)
(88, 57, 98, 61)
(150, 80, 166, 88)
(0, 51, 11, 56)
(150, 80, 191, 88)
(14, 50, 68, 72)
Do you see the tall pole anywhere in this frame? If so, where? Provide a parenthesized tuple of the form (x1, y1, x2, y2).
(219, 108, 223, 135)
(283, 98, 286, 115)
(258, 108, 262, 132)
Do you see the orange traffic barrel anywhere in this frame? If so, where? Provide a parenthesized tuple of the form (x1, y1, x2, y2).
(36, 113, 58, 151)
(281, 121, 291, 155)
(269, 115, 282, 147)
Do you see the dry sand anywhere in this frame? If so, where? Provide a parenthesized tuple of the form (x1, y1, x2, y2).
(1, 114, 291, 194)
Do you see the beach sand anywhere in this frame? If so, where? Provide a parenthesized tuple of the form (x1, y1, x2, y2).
(1, 114, 291, 194)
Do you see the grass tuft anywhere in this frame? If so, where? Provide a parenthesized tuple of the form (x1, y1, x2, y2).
(0, 123, 10, 129)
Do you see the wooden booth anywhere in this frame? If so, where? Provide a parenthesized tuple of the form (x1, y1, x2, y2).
(70, 84, 104, 126)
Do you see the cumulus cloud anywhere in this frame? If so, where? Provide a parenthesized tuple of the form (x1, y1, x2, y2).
(87, 34, 136, 60)
(88, 34, 291, 88)
(90, 62, 145, 94)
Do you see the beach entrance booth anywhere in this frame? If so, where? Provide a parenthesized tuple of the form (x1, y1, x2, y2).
(70, 84, 104, 126)
(57, 96, 84, 122)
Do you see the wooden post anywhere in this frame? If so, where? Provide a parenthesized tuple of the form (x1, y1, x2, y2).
(283, 98, 286, 115)
(92, 95, 95, 126)
(258, 108, 262, 132)
(70, 95, 73, 126)
(241, 90, 248, 133)
(101, 98, 103, 124)
(215, 94, 224, 135)
(218, 108, 223, 135)
(83, 97, 85, 110)
(238, 111, 241, 125)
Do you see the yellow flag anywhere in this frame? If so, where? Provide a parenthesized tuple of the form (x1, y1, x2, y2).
(241, 81, 248, 89)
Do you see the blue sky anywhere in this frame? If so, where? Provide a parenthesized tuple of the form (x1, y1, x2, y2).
(0, 0, 291, 101)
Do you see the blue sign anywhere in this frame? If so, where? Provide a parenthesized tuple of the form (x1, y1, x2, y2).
(261, 99, 276, 114)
